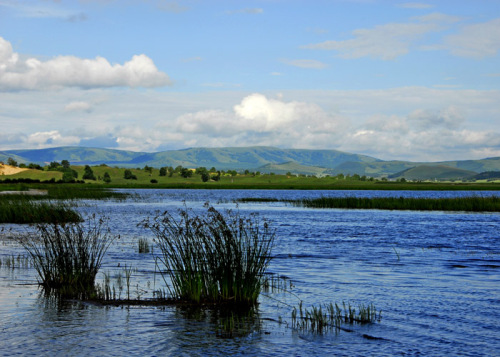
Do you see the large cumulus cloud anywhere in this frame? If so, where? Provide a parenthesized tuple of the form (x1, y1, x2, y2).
(167, 93, 349, 148)
(0, 37, 171, 90)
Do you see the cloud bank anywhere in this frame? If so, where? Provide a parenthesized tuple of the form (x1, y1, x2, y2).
(0, 37, 171, 90)
(302, 14, 500, 60)
(1, 89, 499, 161)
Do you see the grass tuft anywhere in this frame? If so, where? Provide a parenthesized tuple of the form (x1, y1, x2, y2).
(138, 238, 151, 254)
(17, 215, 118, 298)
(291, 301, 381, 334)
(143, 203, 276, 306)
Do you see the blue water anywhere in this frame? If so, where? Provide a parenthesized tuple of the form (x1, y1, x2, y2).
(1, 189, 499, 356)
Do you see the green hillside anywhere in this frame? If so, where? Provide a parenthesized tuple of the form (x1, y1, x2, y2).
(1, 146, 499, 180)
(389, 165, 477, 181)
(2, 146, 379, 171)
(4, 147, 145, 165)
(258, 161, 327, 176)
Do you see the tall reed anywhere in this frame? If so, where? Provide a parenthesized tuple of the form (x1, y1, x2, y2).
(17, 215, 117, 298)
(144, 204, 276, 306)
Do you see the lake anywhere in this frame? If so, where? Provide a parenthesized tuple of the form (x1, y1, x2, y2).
(1, 189, 499, 356)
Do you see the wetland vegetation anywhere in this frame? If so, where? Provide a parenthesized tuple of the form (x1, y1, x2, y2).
(143, 204, 276, 306)
(237, 196, 500, 212)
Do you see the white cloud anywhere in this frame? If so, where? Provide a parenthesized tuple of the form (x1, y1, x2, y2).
(64, 101, 93, 113)
(156, 1, 190, 13)
(397, 3, 434, 9)
(1, 88, 499, 161)
(0, 37, 171, 91)
(226, 8, 263, 15)
(407, 106, 465, 129)
(26, 131, 80, 148)
(281, 59, 328, 69)
(163, 93, 348, 149)
(444, 18, 500, 58)
(0, 0, 87, 21)
(302, 13, 460, 60)
(181, 56, 203, 63)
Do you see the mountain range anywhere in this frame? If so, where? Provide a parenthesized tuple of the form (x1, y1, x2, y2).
(1, 146, 499, 180)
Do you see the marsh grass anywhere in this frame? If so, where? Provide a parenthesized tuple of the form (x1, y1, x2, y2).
(17, 215, 118, 298)
(44, 186, 129, 200)
(0, 254, 31, 269)
(238, 196, 500, 212)
(143, 204, 276, 306)
(138, 238, 151, 254)
(93, 265, 137, 301)
(294, 196, 500, 211)
(291, 301, 380, 334)
(0, 197, 82, 224)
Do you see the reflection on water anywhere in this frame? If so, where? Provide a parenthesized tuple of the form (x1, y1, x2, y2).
(1, 189, 499, 356)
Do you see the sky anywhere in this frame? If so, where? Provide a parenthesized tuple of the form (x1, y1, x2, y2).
(0, 0, 499, 162)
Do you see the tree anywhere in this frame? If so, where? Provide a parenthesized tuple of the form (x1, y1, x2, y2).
(28, 163, 43, 170)
(82, 165, 96, 180)
(103, 172, 111, 183)
(48, 161, 60, 170)
(201, 172, 210, 182)
(124, 169, 137, 180)
(211, 171, 221, 181)
(144, 165, 153, 175)
(7, 157, 17, 167)
(61, 160, 70, 169)
(62, 171, 76, 183)
(159, 167, 167, 177)
(196, 167, 208, 175)
(180, 168, 193, 178)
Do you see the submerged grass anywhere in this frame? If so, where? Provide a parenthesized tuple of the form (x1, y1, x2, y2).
(237, 196, 500, 212)
(138, 238, 151, 254)
(143, 204, 276, 306)
(17, 215, 118, 298)
(291, 301, 381, 334)
(0, 196, 82, 224)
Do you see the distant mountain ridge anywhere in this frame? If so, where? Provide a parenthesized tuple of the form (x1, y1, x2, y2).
(1, 146, 499, 179)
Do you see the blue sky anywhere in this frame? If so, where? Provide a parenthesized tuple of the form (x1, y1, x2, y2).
(0, 0, 499, 161)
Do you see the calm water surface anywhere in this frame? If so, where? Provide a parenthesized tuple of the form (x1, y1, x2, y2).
(1, 189, 499, 356)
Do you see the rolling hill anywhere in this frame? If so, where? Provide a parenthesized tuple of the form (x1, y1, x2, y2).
(388, 165, 477, 181)
(1, 146, 499, 180)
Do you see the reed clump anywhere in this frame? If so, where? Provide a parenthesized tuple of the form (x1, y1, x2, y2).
(138, 238, 151, 253)
(291, 301, 380, 334)
(0, 197, 82, 224)
(143, 204, 276, 306)
(17, 215, 118, 298)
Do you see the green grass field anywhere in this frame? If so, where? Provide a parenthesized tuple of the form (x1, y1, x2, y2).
(1, 165, 500, 191)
